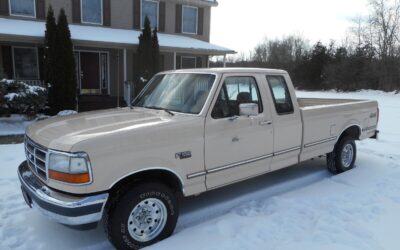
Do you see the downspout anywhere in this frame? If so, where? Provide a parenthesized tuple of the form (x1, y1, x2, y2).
(117, 50, 120, 108)
(173, 51, 177, 70)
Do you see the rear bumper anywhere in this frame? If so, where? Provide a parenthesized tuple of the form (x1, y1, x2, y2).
(371, 130, 379, 139)
(18, 161, 108, 229)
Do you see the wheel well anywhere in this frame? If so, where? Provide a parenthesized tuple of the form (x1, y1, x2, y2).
(109, 169, 184, 196)
(339, 125, 361, 141)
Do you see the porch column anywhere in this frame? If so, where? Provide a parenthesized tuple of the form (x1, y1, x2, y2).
(173, 52, 177, 70)
(223, 54, 227, 68)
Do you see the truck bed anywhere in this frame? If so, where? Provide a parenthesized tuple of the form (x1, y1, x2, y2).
(298, 97, 378, 162)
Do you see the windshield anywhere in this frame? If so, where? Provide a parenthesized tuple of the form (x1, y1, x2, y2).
(132, 73, 216, 114)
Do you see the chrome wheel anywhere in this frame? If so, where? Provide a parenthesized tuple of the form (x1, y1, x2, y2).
(127, 198, 167, 242)
(341, 144, 354, 168)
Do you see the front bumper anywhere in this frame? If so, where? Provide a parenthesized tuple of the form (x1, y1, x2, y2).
(18, 161, 108, 229)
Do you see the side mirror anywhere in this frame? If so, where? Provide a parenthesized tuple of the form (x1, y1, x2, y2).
(239, 103, 258, 116)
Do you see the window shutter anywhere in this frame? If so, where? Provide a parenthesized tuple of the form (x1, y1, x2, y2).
(159, 1, 165, 32)
(198, 8, 204, 35)
(160, 55, 164, 71)
(175, 4, 182, 33)
(72, 0, 81, 23)
(36, 0, 46, 19)
(133, 0, 141, 29)
(176, 55, 181, 69)
(2, 46, 13, 79)
(103, 0, 111, 26)
(196, 56, 203, 68)
(0, 0, 9, 16)
(38, 47, 45, 80)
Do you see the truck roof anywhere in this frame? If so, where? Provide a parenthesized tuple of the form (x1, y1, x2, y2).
(162, 68, 288, 75)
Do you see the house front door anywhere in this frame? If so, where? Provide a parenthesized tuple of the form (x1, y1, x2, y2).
(80, 52, 101, 95)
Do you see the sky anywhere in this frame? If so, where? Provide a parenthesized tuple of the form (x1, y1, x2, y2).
(210, 0, 370, 56)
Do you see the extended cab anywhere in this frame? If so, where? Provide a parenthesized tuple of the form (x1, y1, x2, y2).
(18, 68, 379, 249)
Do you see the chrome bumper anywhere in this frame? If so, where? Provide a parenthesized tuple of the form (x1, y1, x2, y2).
(18, 161, 108, 228)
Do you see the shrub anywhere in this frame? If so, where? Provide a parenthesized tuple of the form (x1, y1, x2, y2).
(0, 80, 47, 117)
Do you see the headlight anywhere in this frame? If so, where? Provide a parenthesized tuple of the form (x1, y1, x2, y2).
(48, 152, 91, 184)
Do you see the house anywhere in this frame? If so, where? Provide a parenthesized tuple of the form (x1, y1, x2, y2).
(0, 0, 234, 111)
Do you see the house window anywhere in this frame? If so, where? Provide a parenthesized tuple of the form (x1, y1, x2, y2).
(81, 0, 103, 25)
(181, 56, 196, 69)
(9, 0, 36, 17)
(141, 0, 158, 29)
(182, 6, 198, 34)
(13, 47, 39, 80)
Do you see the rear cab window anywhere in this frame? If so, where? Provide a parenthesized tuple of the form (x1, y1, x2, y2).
(266, 75, 294, 115)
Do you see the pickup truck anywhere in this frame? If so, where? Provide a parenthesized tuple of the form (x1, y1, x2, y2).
(18, 68, 379, 249)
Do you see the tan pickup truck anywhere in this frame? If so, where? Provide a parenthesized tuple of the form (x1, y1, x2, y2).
(18, 68, 379, 249)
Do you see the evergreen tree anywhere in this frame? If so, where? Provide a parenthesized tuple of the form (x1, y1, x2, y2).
(44, 6, 57, 112)
(152, 27, 160, 74)
(135, 16, 161, 95)
(54, 9, 76, 112)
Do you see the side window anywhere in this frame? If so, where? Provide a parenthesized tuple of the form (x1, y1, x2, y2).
(211, 76, 263, 119)
(266, 75, 294, 115)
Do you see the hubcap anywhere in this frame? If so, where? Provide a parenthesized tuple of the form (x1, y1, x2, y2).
(127, 198, 167, 242)
(341, 144, 354, 168)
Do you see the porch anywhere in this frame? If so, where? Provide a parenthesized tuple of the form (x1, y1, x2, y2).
(0, 17, 235, 112)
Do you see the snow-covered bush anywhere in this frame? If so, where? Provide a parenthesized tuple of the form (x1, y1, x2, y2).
(57, 110, 77, 116)
(0, 79, 47, 117)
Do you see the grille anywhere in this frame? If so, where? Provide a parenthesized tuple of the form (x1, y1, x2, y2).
(25, 137, 48, 180)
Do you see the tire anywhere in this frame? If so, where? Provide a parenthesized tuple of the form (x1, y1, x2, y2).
(326, 136, 357, 174)
(104, 182, 179, 249)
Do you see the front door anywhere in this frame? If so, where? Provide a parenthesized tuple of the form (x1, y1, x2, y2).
(205, 74, 274, 189)
(80, 52, 100, 95)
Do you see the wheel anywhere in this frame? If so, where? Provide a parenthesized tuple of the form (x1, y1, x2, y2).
(104, 182, 179, 249)
(326, 136, 357, 174)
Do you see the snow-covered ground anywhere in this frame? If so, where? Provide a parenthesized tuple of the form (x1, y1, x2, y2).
(0, 115, 34, 136)
(0, 90, 399, 250)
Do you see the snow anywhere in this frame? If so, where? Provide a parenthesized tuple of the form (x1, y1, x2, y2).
(0, 18, 234, 54)
(57, 110, 78, 116)
(0, 115, 34, 136)
(0, 90, 399, 249)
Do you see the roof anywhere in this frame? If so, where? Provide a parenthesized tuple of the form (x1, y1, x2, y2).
(0, 18, 235, 55)
(162, 68, 288, 74)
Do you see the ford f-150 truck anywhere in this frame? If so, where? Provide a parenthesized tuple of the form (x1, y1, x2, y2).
(18, 68, 379, 249)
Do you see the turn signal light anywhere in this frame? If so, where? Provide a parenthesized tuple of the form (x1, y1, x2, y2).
(49, 170, 91, 184)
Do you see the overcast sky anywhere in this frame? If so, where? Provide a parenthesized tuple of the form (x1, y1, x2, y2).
(210, 0, 370, 55)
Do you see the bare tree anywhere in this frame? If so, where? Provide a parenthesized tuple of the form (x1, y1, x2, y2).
(368, 0, 400, 58)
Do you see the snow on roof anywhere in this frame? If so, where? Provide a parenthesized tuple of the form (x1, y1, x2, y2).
(0, 18, 234, 55)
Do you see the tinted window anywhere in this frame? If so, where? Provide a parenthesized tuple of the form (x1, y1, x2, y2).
(266, 75, 294, 115)
(182, 6, 198, 34)
(10, 0, 35, 17)
(212, 76, 262, 119)
(82, 0, 102, 24)
(142, 0, 158, 29)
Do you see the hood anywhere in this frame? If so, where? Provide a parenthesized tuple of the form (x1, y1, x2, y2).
(26, 108, 174, 151)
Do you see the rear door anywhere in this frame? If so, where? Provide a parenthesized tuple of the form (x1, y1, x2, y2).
(205, 74, 274, 189)
(265, 74, 302, 171)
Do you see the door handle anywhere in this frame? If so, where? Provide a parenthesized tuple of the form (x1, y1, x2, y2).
(259, 120, 273, 126)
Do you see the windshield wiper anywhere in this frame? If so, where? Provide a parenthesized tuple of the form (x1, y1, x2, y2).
(144, 106, 175, 116)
